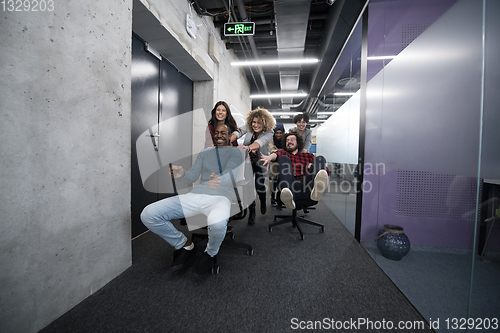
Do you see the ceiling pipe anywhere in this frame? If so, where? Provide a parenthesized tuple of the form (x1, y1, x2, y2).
(224, 28, 324, 43)
(303, 0, 345, 114)
(316, 0, 369, 98)
(304, 0, 369, 114)
(234, 0, 271, 104)
(274, 0, 311, 107)
(214, 13, 329, 28)
(220, 0, 264, 95)
(229, 41, 322, 51)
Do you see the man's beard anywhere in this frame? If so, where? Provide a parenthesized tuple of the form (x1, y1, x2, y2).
(285, 144, 297, 153)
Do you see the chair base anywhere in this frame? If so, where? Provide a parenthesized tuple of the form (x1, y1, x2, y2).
(191, 226, 254, 256)
(269, 209, 324, 240)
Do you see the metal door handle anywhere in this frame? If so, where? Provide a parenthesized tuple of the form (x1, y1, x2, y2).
(148, 133, 160, 150)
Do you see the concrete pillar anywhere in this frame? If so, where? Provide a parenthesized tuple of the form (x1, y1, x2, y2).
(0, 2, 133, 332)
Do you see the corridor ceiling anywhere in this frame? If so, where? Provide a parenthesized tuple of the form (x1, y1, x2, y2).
(191, 0, 368, 122)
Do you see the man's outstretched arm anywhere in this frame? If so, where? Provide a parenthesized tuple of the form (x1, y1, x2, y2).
(260, 152, 278, 169)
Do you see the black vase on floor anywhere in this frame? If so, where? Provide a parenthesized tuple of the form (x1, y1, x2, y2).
(377, 224, 410, 261)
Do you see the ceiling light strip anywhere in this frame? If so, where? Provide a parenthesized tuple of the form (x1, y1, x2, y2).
(367, 56, 396, 60)
(232, 59, 319, 67)
(250, 93, 308, 99)
(269, 112, 299, 116)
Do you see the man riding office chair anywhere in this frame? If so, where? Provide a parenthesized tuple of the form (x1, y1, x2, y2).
(260, 132, 329, 239)
(141, 124, 251, 278)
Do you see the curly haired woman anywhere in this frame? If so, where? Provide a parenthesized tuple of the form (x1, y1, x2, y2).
(231, 107, 275, 225)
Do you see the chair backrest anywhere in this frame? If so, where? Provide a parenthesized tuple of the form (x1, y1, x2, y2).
(229, 148, 255, 219)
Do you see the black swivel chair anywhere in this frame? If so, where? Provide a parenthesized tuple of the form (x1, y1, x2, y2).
(170, 148, 254, 274)
(269, 197, 324, 240)
(180, 194, 253, 274)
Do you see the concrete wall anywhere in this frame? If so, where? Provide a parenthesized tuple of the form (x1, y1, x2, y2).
(0, 1, 133, 332)
(0, 0, 251, 331)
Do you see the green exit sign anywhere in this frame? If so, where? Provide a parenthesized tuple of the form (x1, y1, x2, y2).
(224, 22, 255, 36)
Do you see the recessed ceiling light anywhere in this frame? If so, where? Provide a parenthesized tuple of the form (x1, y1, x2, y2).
(367, 56, 396, 60)
(337, 78, 357, 86)
(334, 92, 355, 96)
(269, 112, 298, 116)
(250, 92, 308, 99)
(232, 59, 319, 67)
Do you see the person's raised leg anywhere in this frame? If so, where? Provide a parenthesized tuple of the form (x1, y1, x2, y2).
(310, 156, 328, 202)
(290, 156, 327, 203)
(140, 193, 199, 270)
(277, 155, 295, 209)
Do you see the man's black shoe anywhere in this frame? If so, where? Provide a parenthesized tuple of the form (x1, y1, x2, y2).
(169, 247, 197, 271)
(259, 196, 267, 214)
(193, 252, 216, 278)
(270, 197, 277, 207)
(248, 201, 256, 225)
(248, 210, 255, 225)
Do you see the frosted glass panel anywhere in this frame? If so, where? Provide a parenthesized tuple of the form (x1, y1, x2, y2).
(316, 93, 360, 165)
(361, 0, 500, 329)
(315, 18, 362, 235)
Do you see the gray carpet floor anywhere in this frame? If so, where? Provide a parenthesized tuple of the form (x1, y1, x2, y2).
(41, 201, 432, 333)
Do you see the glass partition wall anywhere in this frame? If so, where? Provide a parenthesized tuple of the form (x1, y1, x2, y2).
(361, 0, 500, 331)
(317, 0, 500, 331)
(316, 21, 362, 236)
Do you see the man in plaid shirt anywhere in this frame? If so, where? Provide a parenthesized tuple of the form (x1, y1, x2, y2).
(261, 132, 328, 209)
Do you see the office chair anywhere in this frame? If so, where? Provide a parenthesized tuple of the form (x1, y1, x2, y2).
(269, 197, 324, 240)
(171, 148, 254, 274)
(191, 207, 254, 256)
(480, 207, 500, 259)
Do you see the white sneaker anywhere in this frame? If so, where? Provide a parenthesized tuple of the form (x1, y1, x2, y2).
(280, 188, 296, 210)
(310, 169, 328, 202)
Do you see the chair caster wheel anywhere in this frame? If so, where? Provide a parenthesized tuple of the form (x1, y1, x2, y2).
(300, 235, 304, 240)
(212, 265, 220, 274)
(247, 249, 254, 256)
(230, 234, 235, 240)
(268, 227, 273, 232)
(321, 227, 325, 233)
